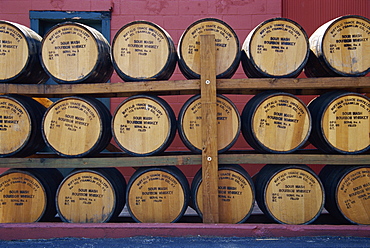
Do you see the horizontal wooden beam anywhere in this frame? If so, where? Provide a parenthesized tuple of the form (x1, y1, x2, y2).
(1, 77, 369, 97)
(217, 77, 370, 95)
(219, 152, 370, 165)
(0, 80, 201, 98)
(0, 151, 369, 168)
(0, 154, 202, 168)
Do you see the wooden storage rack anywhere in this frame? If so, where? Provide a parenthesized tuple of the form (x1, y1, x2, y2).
(0, 35, 370, 224)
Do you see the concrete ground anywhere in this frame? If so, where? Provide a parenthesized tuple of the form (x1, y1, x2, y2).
(0, 236, 369, 248)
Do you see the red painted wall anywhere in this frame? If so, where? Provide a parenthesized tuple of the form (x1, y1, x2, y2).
(282, 0, 369, 37)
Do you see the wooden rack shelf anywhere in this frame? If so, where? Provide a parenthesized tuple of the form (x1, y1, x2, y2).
(0, 151, 369, 168)
(1, 76, 369, 98)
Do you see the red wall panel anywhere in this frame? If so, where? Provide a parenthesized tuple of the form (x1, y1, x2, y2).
(282, 0, 369, 36)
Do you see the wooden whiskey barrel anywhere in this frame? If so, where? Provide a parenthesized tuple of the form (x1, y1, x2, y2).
(0, 20, 48, 84)
(40, 22, 113, 84)
(319, 165, 370, 225)
(241, 91, 311, 153)
(254, 164, 324, 225)
(111, 20, 177, 81)
(0, 94, 46, 157)
(241, 18, 309, 78)
(177, 18, 240, 79)
(0, 168, 63, 223)
(191, 164, 255, 224)
(126, 166, 190, 223)
(308, 91, 370, 154)
(178, 94, 241, 153)
(304, 15, 370, 77)
(42, 95, 112, 157)
(56, 168, 126, 223)
(112, 94, 176, 156)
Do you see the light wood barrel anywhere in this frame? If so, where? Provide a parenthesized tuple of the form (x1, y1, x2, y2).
(241, 18, 309, 78)
(112, 94, 176, 156)
(0, 20, 48, 84)
(41, 22, 113, 84)
(178, 18, 240, 79)
(111, 21, 177, 82)
(319, 165, 370, 225)
(308, 91, 370, 154)
(178, 94, 241, 153)
(126, 166, 190, 223)
(191, 164, 255, 224)
(305, 15, 370, 77)
(254, 164, 324, 225)
(0, 168, 63, 223)
(241, 91, 311, 153)
(56, 168, 126, 223)
(0, 94, 46, 157)
(42, 95, 112, 157)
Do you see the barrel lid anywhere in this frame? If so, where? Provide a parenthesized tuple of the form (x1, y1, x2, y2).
(42, 95, 107, 157)
(0, 169, 47, 223)
(333, 166, 370, 225)
(40, 22, 102, 83)
(111, 20, 176, 81)
(126, 166, 189, 223)
(242, 91, 311, 153)
(317, 91, 370, 154)
(242, 17, 309, 78)
(112, 94, 176, 156)
(177, 18, 240, 79)
(0, 95, 32, 156)
(192, 164, 255, 224)
(178, 94, 241, 153)
(0, 20, 30, 82)
(56, 169, 117, 223)
(256, 164, 324, 225)
(312, 15, 370, 76)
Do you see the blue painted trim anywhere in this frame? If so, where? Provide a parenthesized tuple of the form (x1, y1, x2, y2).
(29, 11, 111, 41)
(30, 11, 111, 21)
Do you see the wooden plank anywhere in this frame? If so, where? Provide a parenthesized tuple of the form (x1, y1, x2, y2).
(0, 80, 201, 98)
(0, 152, 369, 168)
(0, 155, 202, 168)
(217, 77, 370, 95)
(218, 152, 370, 165)
(200, 34, 219, 223)
(1, 77, 369, 97)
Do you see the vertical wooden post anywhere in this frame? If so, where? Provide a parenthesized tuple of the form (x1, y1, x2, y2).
(200, 34, 219, 223)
